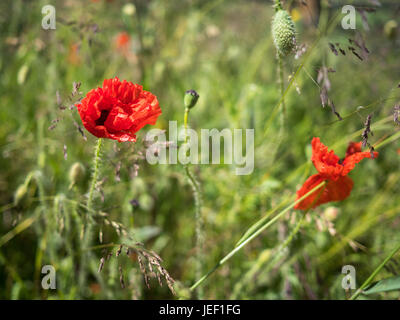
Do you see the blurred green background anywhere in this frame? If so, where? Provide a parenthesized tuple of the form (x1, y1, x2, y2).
(0, 0, 400, 299)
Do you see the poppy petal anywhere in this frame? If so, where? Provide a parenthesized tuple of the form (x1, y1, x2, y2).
(311, 137, 342, 179)
(345, 141, 362, 157)
(321, 176, 354, 204)
(342, 151, 378, 176)
(295, 174, 354, 210)
(294, 174, 326, 210)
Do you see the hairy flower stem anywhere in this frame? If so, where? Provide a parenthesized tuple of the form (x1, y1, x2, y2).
(79, 138, 103, 295)
(278, 55, 286, 123)
(87, 138, 103, 213)
(183, 107, 204, 299)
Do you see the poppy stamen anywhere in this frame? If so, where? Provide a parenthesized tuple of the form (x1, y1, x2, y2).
(95, 110, 110, 126)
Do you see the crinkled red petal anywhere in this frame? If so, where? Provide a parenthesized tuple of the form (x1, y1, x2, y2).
(294, 174, 354, 210)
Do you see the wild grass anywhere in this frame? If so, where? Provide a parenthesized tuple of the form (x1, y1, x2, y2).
(0, 0, 400, 299)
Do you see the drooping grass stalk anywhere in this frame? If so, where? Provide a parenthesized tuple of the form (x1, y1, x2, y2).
(79, 138, 103, 295)
(350, 241, 400, 300)
(183, 106, 204, 299)
(190, 181, 326, 291)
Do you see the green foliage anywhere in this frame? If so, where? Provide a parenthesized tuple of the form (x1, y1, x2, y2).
(364, 276, 400, 295)
(0, 0, 400, 300)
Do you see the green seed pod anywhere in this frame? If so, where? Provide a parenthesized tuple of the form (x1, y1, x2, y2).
(184, 90, 199, 109)
(384, 20, 398, 41)
(272, 9, 297, 57)
(68, 162, 85, 189)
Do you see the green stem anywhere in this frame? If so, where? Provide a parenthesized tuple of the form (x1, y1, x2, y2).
(190, 181, 326, 291)
(79, 138, 103, 295)
(87, 138, 103, 212)
(274, 0, 282, 11)
(276, 53, 286, 152)
(278, 54, 286, 122)
(184, 108, 189, 143)
(183, 108, 204, 299)
(350, 241, 400, 300)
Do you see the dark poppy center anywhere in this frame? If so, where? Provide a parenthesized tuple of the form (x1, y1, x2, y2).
(95, 110, 110, 126)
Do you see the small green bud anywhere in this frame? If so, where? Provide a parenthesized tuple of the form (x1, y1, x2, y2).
(272, 9, 297, 57)
(184, 90, 199, 109)
(384, 20, 398, 41)
(68, 162, 85, 189)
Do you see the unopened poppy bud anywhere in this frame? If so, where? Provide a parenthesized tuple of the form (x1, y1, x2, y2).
(272, 9, 297, 57)
(184, 90, 199, 109)
(384, 20, 398, 41)
(69, 162, 85, 189)
(14, 184, 28, 206)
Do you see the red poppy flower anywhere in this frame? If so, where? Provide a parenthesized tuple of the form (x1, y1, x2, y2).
(76, 77, 162, 142)
(115, 32, 130, 51)
(345, 141, 362, 157)
(294, 137, 378, 210)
